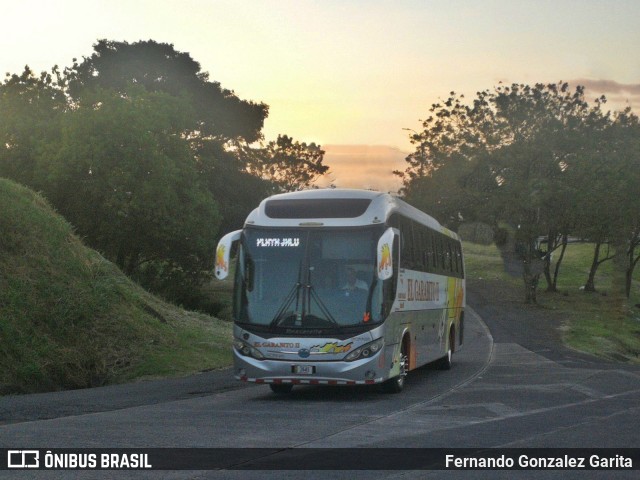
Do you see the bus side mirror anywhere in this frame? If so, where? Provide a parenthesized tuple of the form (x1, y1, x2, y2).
(215, 230, 241, 280)
(377, 227, 396, 280)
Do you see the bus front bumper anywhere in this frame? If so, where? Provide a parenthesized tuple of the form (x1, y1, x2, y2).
(233, 349, 390, 386)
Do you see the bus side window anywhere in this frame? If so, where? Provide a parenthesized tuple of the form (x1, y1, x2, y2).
(457, 242, 464, 277)
(442, 237, 448, 272)
(452, 242, 459, 274)
(431, 234, 438, 273)
(422, 228, 431, 271)
(436, 236, 442, 272)
(414, 223, 425, 271)
(403, 217, 415, 270)
(409, 219, 417, 270)
(397, 218, 407, 268)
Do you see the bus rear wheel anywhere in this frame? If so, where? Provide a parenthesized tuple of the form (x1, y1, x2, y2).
(270, 384, 293, 394)
(437, 329, 455, 370)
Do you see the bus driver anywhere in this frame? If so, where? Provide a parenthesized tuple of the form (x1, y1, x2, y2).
(343, 268, 368, 291)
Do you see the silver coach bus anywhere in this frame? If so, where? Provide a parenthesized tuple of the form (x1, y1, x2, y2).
(215, 189, 465, 393)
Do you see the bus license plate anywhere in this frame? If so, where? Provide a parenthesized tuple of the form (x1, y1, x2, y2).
(292, 365, 315, 375)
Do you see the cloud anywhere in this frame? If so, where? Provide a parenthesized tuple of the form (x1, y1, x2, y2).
(572, 79, 640, 96)
(571, 79, 640, 111)
(317, 145, 409, 193)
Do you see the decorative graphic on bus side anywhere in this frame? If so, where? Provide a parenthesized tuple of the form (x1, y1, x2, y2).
(215, 244, 227, 275)
(379, 243, 392, 274)
(377, 227, 395, 281)
(310, 342, 353, 354)
(448, 276, 465, 318)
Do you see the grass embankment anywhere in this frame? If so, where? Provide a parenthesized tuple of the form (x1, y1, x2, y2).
(464, 241, 640, 363)
(0, 178, 232, 394)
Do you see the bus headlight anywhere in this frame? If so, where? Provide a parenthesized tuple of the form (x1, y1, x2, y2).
(344, 338, 384, 362)
(234, 339, 265, 360)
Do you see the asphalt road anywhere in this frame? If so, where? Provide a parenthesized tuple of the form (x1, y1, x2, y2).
(1, 301, 640, 479)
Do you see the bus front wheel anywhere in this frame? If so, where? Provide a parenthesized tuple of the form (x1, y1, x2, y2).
(382, 345, 408, 394)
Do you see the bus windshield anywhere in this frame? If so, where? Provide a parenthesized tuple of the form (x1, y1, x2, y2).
(234, 226, 384, 331)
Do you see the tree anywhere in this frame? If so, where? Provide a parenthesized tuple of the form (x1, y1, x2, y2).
(245, 134, 329, 192)
(0, 40, 331, 307)
(65, 40, 327, 221)
(66, 39, 268, 143)
(0, 67, 66, 187)
(400, 83, 604, 303)
(395, 93, 489, 184)
(606, 108, 640, 298)
(38, 86, 220, 298)
(478, 84, 613, 301)
(395, 92, 499, 226)
(565, 104, 633, 293)
(194, 137, 274, 234)
(402, 154, 475, 229)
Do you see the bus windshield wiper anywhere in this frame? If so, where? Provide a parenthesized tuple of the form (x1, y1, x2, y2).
(270, 252, 305, 329)
(269, 282, 301, 329)
(308, 285, 340, 327)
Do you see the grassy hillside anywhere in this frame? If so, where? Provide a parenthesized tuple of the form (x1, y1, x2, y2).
(0, 178, 231, 394)
(464, 241, 640, 363)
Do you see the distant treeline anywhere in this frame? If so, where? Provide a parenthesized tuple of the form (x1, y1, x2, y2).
(395, 83, 639, 302)
(0, 40, 328, 308)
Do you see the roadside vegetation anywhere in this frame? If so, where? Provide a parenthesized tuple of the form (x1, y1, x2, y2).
(0, 179, 231, 394)
(464, 241, 640, 363)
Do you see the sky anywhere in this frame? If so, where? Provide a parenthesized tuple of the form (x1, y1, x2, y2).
(2, 0, 639, 191)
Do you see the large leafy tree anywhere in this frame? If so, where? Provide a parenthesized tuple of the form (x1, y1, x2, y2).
(396, 91, 505, 226)
(400, 83, 607, 303)
(63, 40, 276, 240)
(617, 113, 640, 299)
(66, 40, 329, 221)
(66, 39, 268, 143)
(589, 108, 640, 298)
(485, 83, 600, 301)
(40, 86, 221, 297)
(0, 40, 331, 307)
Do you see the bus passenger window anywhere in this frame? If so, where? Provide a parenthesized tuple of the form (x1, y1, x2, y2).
(431, 235, 438, 272)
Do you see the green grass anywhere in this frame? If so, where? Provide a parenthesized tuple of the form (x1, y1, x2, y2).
(462, 242, 517, 283)
(541, 242, 640, 363)
(463, 239, 640, 363)
(0, 178, 232, 394)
